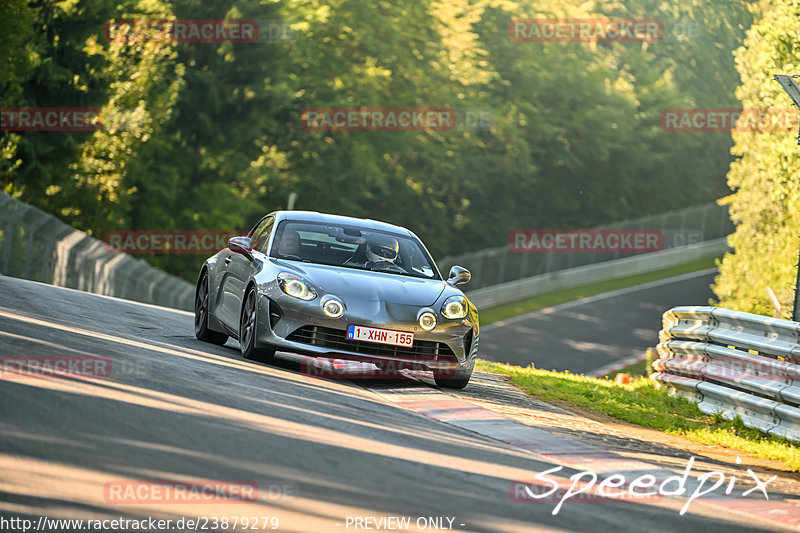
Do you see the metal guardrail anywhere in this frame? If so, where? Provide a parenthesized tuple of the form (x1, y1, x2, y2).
(438, 202, 733, 290)
(0, 192, 194, 311)
(651, 306, 800, 442)
(466, 238, 728, 310)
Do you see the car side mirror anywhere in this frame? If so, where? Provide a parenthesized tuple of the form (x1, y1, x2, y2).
(447, 265, 471, 286)
(228, 236, 253, 256)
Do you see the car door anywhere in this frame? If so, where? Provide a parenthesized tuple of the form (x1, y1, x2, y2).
(217, 217, 275, 333)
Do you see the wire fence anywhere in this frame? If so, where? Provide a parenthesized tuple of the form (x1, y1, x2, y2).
(437, 202, 733, 290)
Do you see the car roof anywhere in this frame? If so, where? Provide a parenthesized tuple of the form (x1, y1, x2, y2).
(273, 210, 415, 237)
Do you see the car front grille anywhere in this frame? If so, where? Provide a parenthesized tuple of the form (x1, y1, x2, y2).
(287, 325, 456, 359)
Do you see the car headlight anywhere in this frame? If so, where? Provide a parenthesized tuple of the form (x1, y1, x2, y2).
(441, 296, 468, 319)
(419, 311, 437, 331)
(277, 273, 317, 300)
(322, 298, 344, 318)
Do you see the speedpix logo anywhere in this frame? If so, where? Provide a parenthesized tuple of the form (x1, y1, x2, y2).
(511, 457, 775, 516)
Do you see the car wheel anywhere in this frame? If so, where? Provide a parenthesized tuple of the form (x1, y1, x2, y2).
(433, 367, 473, 389)
(239, 286, 276, 362)
(195, 271, 228, 345)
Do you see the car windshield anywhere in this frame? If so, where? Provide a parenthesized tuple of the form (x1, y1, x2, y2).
(270, 220, 439, 279)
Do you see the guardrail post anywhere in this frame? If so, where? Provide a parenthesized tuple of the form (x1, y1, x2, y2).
(43, 226, 77, 284)
(177, 285, 194, 311)
(124, 260, 150, 302)
(2, 204, 30, 275)
(153, 274, 176, 308)
(24, 216, 56, 280)
(497, 249, 507, 285)
(519, 249, 528, 279)
(793, 235, 800, 322)
(720, 206, 729, 236)
(699, 203, 709, 240)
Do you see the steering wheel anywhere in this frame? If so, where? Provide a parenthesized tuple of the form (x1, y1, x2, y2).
(367, 261, 405, 273)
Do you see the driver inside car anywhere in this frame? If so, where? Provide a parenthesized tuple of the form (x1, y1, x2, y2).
(277, 229, 310, 261)
(365, 234, 400, 267)
(344, 233, 401, 270)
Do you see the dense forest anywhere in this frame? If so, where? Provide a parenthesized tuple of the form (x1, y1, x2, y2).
(1, 0, 755, 281)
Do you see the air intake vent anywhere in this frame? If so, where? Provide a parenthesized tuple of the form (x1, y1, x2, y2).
(268, 299, 282, 328)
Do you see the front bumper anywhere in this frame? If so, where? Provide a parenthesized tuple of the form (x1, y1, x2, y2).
(255, 289, 478, 371)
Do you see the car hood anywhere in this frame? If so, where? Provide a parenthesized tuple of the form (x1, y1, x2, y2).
(274, 260, 448, 306)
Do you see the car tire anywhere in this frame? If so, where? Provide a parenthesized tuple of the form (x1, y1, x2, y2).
(239, 286, 276, 362)
(195, 271, 228, 346)
(433, 367, 473, 389)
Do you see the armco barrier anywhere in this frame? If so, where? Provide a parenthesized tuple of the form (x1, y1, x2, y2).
(0, 192, 194, 311)
(465, 238, 728, 309)
(651, 306, 800, 443)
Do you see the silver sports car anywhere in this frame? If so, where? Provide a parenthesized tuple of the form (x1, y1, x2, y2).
(194, 211, 479, 388)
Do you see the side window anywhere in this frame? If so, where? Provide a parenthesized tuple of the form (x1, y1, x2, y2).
(249, 216, 275, 253)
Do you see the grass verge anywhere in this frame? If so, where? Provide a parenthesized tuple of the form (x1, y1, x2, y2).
(475, 360, 800, 471)
(479, 256, 717, 325)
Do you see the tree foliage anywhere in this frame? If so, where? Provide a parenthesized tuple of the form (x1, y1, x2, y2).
(1, 0, 754, 280)
(713, 0, 800, 316)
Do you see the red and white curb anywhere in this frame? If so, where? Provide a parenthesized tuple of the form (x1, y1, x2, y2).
(363, 381, 800, 529)
(585, 352, 648, 378)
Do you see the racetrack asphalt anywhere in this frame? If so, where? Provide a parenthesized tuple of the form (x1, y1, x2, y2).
(0, 273, 789, 532)
(478, 269, 717, 375)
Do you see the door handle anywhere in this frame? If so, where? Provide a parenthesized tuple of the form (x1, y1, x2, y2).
(224, 257, 232, 265)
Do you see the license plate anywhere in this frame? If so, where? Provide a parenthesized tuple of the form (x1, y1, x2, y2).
(347, 325, 414, 347)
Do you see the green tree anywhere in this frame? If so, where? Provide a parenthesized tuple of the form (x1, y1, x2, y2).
(713, 0, 800, 316)
(1, 0, 760, 282)
(1, 0, 182, 236)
